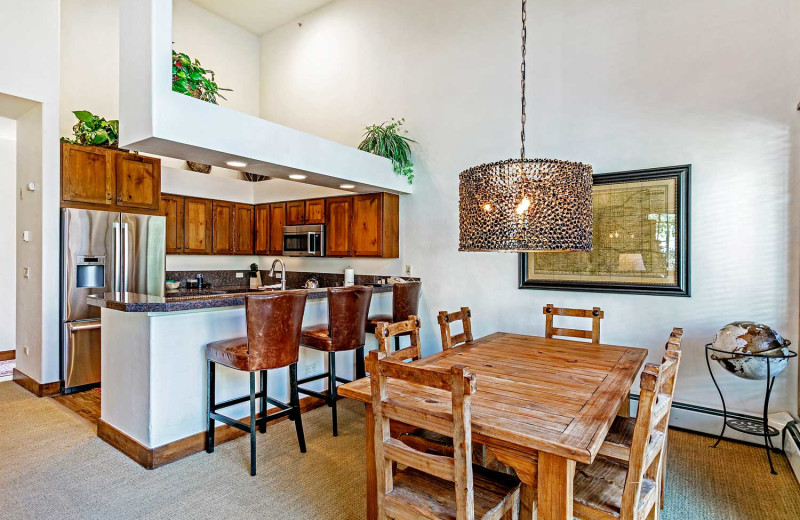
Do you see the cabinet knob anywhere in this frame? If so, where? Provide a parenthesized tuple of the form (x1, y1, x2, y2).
(107, 194, 112, 200)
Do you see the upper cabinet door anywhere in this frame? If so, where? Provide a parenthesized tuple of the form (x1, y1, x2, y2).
(305, 199, 325, 224)
(254, 204, 270, 255)
(234, 203, 254, 255)
(268, 203, 286, 255)
(352, 193, 383, 257)
(115, 153, 161, 210)
(286, 200, 305, 225)
(183, 197, 212, 254)
(212, 201, 235, 254)
(61, 143, 114, 206)
(326, 197, 353, 257)
(161, 194, 184, 254)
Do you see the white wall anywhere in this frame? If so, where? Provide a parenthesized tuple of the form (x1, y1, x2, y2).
(0, 118, 16, 352)
(258, 0, 800, 424)
(60, 0, 259, 179)
(0, 0, 60, 383)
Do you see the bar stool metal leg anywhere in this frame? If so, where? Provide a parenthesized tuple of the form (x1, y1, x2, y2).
(329, 351, 338, 437)
(259, 370, 267, 434)
(249, 372, 257, 476)
(355, 346, 366, 379)
(290, 363, 307, 452)
(206, 360, 215, 453)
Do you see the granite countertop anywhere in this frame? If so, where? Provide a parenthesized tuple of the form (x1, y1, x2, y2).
(87, 284, 393, 313)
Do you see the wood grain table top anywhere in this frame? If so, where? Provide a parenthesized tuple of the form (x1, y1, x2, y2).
(338, 332, 648, 464)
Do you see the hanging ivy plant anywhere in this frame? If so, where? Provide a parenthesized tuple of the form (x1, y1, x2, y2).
(61, 110, 120, 147)
(358, 118, 417, 184)
(172, 49, 232, 104)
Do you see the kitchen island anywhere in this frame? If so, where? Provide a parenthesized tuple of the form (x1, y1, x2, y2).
(87, 285, 392, 468)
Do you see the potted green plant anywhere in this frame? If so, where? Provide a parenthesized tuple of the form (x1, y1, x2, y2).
(61, 110, 120, 148)
(358, 118, 417, 184)
(172, 49, 232, 104)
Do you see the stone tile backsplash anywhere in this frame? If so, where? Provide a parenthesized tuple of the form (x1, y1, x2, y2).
(166, 270, 418, 289)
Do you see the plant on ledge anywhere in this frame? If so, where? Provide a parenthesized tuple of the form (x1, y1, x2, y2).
(358, 118, 417, 184)
(172, 49, 232, 104)
(61, 110, 120, 147)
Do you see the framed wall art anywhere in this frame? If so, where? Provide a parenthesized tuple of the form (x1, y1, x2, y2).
(519, 165, 690, 296)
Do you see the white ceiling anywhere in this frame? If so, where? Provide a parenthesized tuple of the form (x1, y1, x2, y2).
(189, 0, 337, 35)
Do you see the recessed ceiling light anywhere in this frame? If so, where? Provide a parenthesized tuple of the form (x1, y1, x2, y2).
(289, 174, 307, 180)
(340, 184, 355, 189)
(226, 160, 247, 168)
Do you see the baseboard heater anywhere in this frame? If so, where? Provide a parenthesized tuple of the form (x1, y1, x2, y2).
(630, 394, 800, 482)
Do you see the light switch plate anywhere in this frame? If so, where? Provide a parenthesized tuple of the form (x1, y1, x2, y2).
(236, 272, 244, 278)
(405, 265, 412, 276)
(23, 267, 31, 278)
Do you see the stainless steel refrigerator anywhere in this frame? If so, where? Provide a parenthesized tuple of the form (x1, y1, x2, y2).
(61, 208, 166, 393)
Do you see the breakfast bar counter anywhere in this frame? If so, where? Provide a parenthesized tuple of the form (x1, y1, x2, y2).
(87, 286, 392, 467)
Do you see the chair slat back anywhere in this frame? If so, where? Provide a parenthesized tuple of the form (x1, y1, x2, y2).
(543, 304, 603, 343)
(619, 330, 683, 519)
(375, 316, 422, 362)
(438, 307, 474, 350)
(370, 351, 477, 519)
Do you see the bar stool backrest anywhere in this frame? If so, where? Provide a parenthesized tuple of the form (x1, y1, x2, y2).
(392, 281, 421, 323)
(245, 290, 308, 370)
(328, 285, 374, 351)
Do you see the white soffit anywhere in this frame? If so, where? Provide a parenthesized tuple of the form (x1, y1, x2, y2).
(119, 0, 410, 195)
(189, 0, 337, 35)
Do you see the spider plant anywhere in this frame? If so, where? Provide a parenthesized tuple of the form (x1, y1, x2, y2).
(172, 49, 232, 104)
(358, 118, 416, 184)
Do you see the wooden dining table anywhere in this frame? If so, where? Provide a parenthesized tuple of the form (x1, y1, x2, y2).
(338, 332, 648, 520)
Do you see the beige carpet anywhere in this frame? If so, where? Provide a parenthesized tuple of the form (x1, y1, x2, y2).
(1, 381, 799, 520)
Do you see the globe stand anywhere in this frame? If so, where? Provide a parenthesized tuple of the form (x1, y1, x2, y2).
(705, 343, 797, 475)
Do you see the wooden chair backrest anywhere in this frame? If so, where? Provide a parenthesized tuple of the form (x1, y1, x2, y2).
(370, 350, 477, 519)
(620, 329, 683, 519)
(543, 304, 604, 343)
(375, 316, 422, 362)
(437, 307, 474, 350)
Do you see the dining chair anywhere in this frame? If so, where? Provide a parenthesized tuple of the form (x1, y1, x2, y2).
(543, 303, 604, 343)
(369, 351, 521, 520)
(599, 327, 684, 510)
(570, 342, 682, 520)
(437, 307, 473, 350)
(375, 316, 422, 361)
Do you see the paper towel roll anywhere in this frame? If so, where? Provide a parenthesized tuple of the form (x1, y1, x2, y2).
(344, 267, 355, 287)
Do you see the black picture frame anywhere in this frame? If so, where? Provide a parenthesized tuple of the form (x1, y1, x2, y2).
(519, 164, 691, 297)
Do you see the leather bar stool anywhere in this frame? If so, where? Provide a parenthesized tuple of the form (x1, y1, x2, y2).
(205, 290, 308, 476)
(365, 281, 421, 351)
(297, 285, 373, 436)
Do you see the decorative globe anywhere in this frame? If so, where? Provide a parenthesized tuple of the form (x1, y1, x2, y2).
(711, 322, 791, 380)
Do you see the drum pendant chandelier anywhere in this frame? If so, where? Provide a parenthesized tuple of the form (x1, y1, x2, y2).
(458, 0, 593, 252)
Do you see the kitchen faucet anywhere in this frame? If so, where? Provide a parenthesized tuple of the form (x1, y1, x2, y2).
(268, 258, 286, 291)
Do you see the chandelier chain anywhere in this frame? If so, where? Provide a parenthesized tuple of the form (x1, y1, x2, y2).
(520, 0, 527, 159)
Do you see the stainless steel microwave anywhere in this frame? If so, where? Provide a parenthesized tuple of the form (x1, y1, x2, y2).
(283, 224, 325, 257)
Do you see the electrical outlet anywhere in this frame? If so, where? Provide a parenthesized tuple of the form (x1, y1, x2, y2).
(405, 264, 412, 276)
(23, 346, 29, 356)
(235, 272, 244, 278)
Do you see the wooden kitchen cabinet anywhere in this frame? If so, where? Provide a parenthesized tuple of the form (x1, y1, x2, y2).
(212, 201, 235, 254)
(326, 193, 399, 258)
(183, 197, 213, 254)
(326, 197, 353, 257)
(234, 203, 254, 255)
(305, 199, 325, 224)
(61, 143, 114, 207)
(254, 204, 270, 255)
(286, 200, 305, 226)
(60, 142, 161, 214)
(161, 194, 184, 254)
(268, 203, 286, 255)
(114, 153, 160, 210)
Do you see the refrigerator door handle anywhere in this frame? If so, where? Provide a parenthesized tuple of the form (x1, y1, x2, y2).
(113, 221, 121, 292)
(122, 222, 130, 293)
